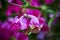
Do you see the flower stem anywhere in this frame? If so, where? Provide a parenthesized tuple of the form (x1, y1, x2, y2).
(48, 12, 56, 27)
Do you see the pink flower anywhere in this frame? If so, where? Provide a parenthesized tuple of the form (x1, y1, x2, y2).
(6, 5, 22, 16)
(0, 23, 28, 40)
(8, 17, 22, 31)
(8, 0, 13, 3)
(26, 9, 41, 17)
(0, 18, 28, 40)
(28, 14, 40, 28)
(15, 32, 28, 40)
(6, 7, 46, 31)
(41, 24, 49, 31)
(39, 17, 45, 25)
(1, 17, 21, 31)
(31, 0, 41, 7)
(18, 15, 30, 30)
(6, 0, 23, 16)
(12, 13, 45, 33)
(0, 28, 11, 40)
(8, 0, 23, 5)
(27, 0, 41, 7)
(7, 14, 40, 33)
(11, 0, 23, 5)
(26, 8, 45, 26)
(44, 0, 55, 5)
(14, 14, 40, 30)
(0, 21, 14, 40)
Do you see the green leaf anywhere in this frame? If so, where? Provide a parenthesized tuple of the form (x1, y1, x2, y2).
(21, 0, 26, 5)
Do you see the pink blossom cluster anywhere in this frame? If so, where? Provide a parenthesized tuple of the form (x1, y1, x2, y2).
(0, 0, 49, 40)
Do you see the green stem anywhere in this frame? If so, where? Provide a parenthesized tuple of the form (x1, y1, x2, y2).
(48, 13, 56, 27)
